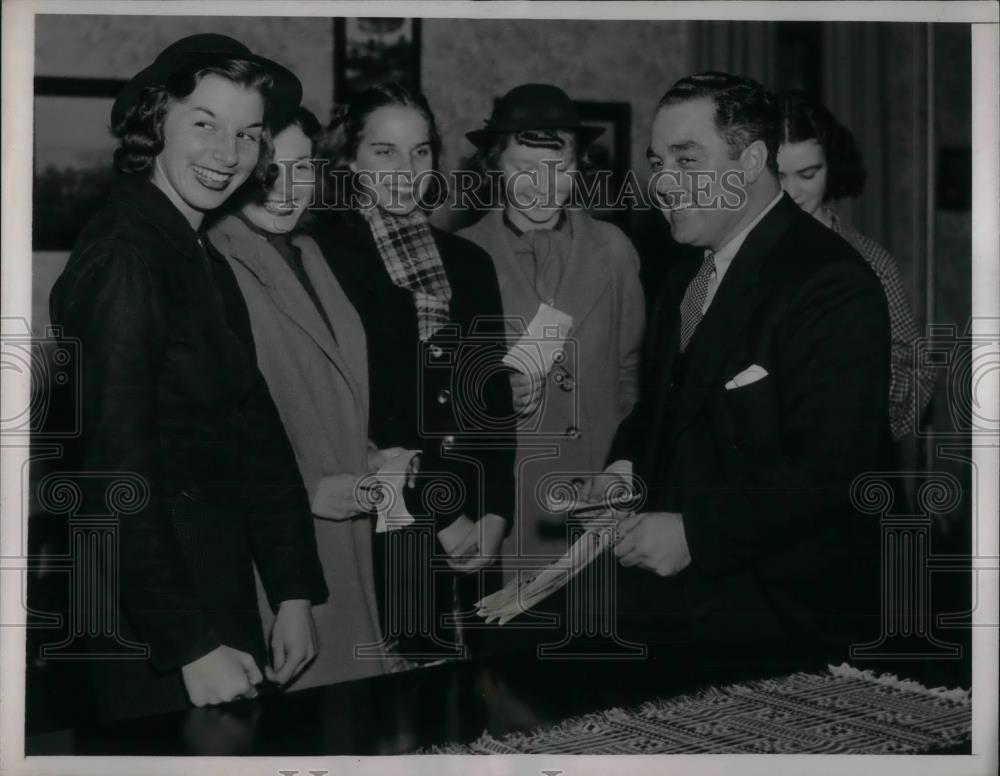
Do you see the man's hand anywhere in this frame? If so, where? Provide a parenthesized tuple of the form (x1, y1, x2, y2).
(446, 514, 506, 573)
(181, 645, 263, 707)
(510, 370, 544, 417)
(265, 599, 318, 686)
(614, 512, 692, 577)
(576, 461, 633, 507)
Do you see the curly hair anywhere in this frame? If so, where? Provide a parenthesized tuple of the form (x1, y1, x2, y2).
(111, 58, 277, 185)
(777, 90, 867, 201)
(658, 71, 781, 175)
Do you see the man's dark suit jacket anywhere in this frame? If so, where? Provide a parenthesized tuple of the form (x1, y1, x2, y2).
(609, 193, 893, 652)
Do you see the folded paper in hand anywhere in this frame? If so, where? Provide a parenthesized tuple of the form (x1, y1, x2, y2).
(373, 449, 421, 533)
(502, 302, 573, 377)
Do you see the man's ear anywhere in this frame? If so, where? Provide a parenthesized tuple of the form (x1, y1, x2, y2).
(740, 139, 769, 183)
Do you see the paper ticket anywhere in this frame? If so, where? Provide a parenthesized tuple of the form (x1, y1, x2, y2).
(502, 302, 573, 377)
(372, 449, 421, 533)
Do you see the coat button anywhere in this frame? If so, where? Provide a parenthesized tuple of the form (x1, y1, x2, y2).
(565, 426, 581, 441)
(553, 371, 564, 384)
(437, 389, 451, 405)
(560, 377, 575, 392)
(552, 348, 566, 364)
(442, 434, 456, 448)
(429, 344, 444, 359)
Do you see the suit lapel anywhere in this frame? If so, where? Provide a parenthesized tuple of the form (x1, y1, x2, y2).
(667, 195, 798, 441)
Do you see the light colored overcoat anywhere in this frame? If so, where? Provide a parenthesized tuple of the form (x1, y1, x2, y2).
(458, 209, 645, 567)
(209, 214, 390, 687)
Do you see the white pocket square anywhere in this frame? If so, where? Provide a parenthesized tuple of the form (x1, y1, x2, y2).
(725, 364, 769, 390)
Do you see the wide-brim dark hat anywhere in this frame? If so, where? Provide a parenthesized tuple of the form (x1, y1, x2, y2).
(111, 33, 302, 128)
(466, 83, 605, 149)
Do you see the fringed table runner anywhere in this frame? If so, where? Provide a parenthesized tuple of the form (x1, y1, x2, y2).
(420, 663, 971, 754)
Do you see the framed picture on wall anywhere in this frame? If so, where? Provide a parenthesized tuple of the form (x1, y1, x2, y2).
(333, 17, 421, 102)
(32, 77, 123, 251)
(576, 101, 632, 228)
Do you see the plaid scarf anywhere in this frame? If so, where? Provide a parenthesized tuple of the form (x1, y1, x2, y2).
(362, 206, 452, 341)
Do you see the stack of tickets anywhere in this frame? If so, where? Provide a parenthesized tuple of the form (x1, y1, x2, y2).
(475, 494, 636, 625)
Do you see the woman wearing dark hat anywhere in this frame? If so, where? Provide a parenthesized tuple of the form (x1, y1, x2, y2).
(49, 34, 328, 722)
(458, 84, 645, 567)
(309, 82, 515, 661)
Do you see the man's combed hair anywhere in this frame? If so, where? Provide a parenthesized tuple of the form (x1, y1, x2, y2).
(777, 90, 867, 201)
(111, 59, 276, 180)
(658, 71, 781, 175)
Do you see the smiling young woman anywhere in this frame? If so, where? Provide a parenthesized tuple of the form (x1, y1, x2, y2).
(48, 35, 328, 723)
(310, 82, 515, 662)
(207, 107, 404, 687)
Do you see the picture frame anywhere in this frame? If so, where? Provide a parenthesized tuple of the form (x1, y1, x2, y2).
(32, 77, 123, 251)
(576, 100, 632, 227)
(333, 17, 421, 102)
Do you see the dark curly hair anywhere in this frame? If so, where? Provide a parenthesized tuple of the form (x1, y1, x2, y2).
(777, 90, 867, 201)
(111, 58, 277, 185)
(658, 71, 781, 175)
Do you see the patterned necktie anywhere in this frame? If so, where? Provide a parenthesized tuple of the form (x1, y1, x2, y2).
(678, 251, 716, 352)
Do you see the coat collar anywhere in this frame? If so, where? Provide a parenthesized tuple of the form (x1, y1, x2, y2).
(471, 208, 612, 332)
(661, 192, 800, 438)
(209, 213, 368, 408)
(109, 175, 206, 260)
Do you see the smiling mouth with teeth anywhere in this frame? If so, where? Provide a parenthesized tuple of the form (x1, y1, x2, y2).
(263, 200, 298, 214)
(192, 165, 233, 189)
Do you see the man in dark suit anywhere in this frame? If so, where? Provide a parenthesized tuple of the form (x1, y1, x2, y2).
(585, 73, 892, 658)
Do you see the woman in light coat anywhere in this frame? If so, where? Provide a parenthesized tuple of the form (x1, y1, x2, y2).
(458, 84, 645, 569)
(209, 107, 399, 687)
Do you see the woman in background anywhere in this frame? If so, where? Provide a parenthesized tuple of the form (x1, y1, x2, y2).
(777, 90, 934, 440)
(209, 106, 403, 688)
(311, 82, 515, 660)
(459, 84, 645, 566)
(49, 34, 327, 722)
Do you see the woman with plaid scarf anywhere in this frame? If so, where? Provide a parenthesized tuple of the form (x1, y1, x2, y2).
(310, 83, 515, 662)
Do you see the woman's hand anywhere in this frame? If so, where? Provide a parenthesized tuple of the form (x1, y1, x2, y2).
(366, 445, 420, 489)
(367, 445, 408, 472)
(510, 370, 544, 417)
(311, 473, 365, 519)
(265, 599, 318, 687)
(181, 645, 263, 707)
(447, 514, 506, 573)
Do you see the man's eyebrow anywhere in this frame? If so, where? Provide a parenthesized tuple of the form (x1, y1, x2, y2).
(669, 140, 703, 153)
(645, 146, 659, 159)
